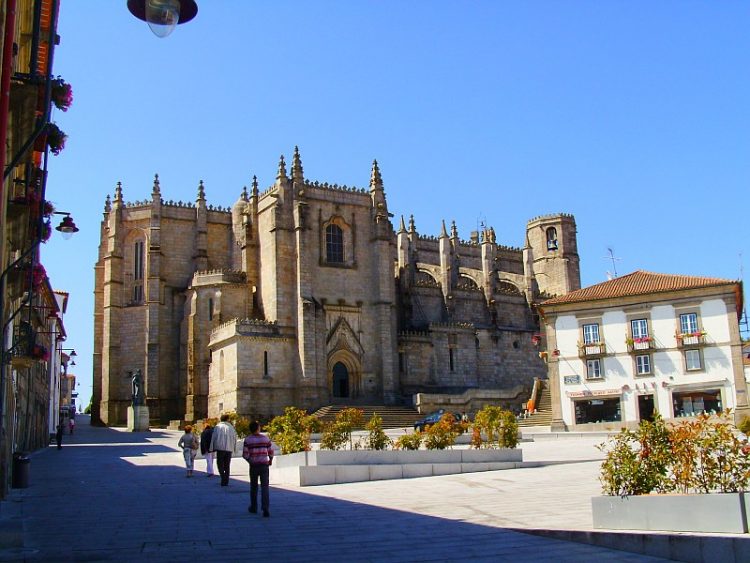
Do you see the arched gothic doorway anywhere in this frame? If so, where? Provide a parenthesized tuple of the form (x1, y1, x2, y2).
(332, 362, 349, 398)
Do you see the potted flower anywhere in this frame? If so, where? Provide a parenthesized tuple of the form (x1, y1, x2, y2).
(51, 76, 73, 112)
(30, 344, 49, 362)
(31, 263, 46, 288)
(46, 123, 67, 156)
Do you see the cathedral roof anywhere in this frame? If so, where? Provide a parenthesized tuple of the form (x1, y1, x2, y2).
(541, 270, 742, 311)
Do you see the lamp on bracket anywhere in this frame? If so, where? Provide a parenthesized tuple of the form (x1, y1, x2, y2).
(127, 0, 198, 38)
(54, 212, 79, 240)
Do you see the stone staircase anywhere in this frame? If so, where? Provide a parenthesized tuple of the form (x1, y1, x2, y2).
(516, 380, 553, 427)
(311, 405, 422, 429)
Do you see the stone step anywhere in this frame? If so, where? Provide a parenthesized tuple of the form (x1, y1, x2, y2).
(311, 405, 422, 429)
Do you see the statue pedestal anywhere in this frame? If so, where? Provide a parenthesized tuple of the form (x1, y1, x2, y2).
(127, 405, 150, 432)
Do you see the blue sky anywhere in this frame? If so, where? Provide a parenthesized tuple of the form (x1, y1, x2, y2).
(44, 2, 750, 412)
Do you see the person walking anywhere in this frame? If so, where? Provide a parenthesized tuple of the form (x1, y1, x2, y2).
(177, 425, 199, 477)
(69, 418, 75, 435)
(210, 414, 237, 486)
(55, 424, 63, 450)
(200, 422, 215, 477)
(242, 421, 274, 517)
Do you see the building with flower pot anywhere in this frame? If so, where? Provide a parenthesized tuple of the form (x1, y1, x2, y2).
(539, 271, 749, 430)
(93, 150, 581, 426)
(0, 0, 72, 498)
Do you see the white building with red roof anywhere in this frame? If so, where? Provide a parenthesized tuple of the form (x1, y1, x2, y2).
(539, 271, 748, 430)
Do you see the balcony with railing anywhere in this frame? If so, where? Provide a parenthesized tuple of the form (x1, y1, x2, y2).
(578, 340, 607, 358)
(676, 331, 706, 347)
(626, 336, 655, 353)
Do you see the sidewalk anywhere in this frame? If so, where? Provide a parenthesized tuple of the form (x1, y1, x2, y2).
(0, 417, 699, 561)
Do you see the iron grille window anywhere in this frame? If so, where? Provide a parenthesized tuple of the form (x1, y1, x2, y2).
(326, 224, 344, 263)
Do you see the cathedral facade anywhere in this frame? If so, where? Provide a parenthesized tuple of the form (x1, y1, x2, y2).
(92, 149, 580, 425)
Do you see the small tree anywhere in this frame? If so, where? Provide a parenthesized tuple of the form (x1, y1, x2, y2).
(394, 431, 423, 450)
(472, 406, 518, 449)
(226, 411, 251, 438)
(266, 407, 322, 455)
(365, 413, 392, 450)
(424, 413, 460, 450)
(320, 408, 364, 450)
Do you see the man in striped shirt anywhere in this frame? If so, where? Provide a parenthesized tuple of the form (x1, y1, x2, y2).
(242, 421, 274, 517)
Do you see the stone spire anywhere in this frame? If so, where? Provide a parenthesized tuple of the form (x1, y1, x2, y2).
(276, 155, 287, 182)
(398, 215, 407, 234)
(152, 174, 160, 196)
(409, 214, 416, 233)
(114, 181, 123, 203)
(450, 220, 458, 239)
(252, 175, 259, 198)
(292, 146, 304, 184)
(104, 194, 111, 213)
(369, 159, 383, 191)
(197, 180, 205, 201)
(241, 185, 249, 201)
(440, 219, 448, 238)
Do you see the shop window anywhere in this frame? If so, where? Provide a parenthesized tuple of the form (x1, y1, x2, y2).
(672, 389, 721, 417)
(685, 349, 702, 371)
(574, 398, 621, 424)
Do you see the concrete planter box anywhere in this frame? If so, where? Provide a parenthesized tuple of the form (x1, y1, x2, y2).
(592, 493, 750, 534)
(272, 448, 523, 486)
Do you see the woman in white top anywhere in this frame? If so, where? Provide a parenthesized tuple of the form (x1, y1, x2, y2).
(177, 425, 198, 477)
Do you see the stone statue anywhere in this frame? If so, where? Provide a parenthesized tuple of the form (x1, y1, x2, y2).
(130, 370, 142, 406)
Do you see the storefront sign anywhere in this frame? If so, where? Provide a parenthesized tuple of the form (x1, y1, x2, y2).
(563, 375, 581, 385)
(566, 388, 622, 398)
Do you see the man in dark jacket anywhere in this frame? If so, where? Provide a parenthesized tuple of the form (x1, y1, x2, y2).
(200, 423, 215, 477)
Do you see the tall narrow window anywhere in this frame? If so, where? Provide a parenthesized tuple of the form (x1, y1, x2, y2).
(208, 298, 214, 321)
(635, 355, 651, 375)
(133, 241, 144, 303)
(582, 323, 600, 344)
(631, 319, 648, 339)
(326, 224, 344, 263)
(449, 348, 455, 372)
(263, 351, 269, 377)
(586, 358, 602, 379)
(219, 351, 225, 381)
(680, 313, 698, 334)
(398, 352, 405, 373)
(685, 349, 702, 371)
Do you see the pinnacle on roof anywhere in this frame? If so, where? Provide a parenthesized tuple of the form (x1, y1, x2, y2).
(398, 215, 407, 234)
(114, 181, 123, 202)
(104, 194, 111, 212)
(450, 220, 458, 239)
(240, 186, 249, 202)
(252, 175, 259, 198)
(292, 146, 304, 183)
(440, 219, 448, 238)
(197, 180, 205, 200)
(276, 155, 287, 181)
(370, 159, 383, 191)
(152, 174, 160, 195)
(409, 214, 416, 233)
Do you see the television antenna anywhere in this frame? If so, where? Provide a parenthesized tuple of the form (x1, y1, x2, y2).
(604, 247, 621, 280)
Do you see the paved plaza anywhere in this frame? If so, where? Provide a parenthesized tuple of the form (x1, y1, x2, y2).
(0, 417, 729, 562)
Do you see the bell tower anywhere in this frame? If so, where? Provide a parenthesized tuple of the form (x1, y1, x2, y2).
(524, 213, 580, 298)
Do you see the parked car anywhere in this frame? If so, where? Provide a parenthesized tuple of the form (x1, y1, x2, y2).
(413, 410, 462, 431)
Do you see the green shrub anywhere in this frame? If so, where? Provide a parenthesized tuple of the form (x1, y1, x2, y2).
(598, 410, 750, 496)
(320, 408, 364, 450)
(738, 415, 750, 435)
(266, 407, 322, 455)
(365, 413, 392, 450)
(394, 431, 423, 450)
(424, 413, 460, 450)
(225, 411, 251, 438)
(472, 406, 518, 449)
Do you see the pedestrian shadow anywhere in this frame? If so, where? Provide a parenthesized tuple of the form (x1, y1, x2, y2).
(6, 419, 690, 563)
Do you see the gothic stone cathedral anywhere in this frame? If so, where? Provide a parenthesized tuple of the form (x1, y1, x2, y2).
(93, 149, 580, 426)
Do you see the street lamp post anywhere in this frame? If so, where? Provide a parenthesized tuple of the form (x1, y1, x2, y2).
(127, 0, 198, 38)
